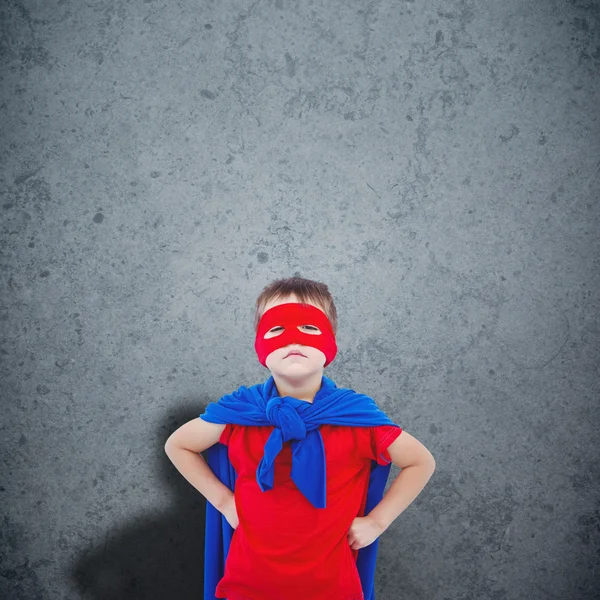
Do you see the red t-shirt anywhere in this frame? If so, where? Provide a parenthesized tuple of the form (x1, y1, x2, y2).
(213, 422, 402, 600)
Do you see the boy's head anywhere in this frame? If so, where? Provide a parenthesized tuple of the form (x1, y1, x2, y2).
(254, 277, 338, 373)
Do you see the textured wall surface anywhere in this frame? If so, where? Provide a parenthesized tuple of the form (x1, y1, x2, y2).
(1, 0, 599, 599)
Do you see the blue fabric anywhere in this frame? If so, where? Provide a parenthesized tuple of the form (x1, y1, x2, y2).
(200, 374, 400, 600)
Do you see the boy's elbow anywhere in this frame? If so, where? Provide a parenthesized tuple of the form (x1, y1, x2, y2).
(422, 449, 436, 470)
(164, 436, 178, 455)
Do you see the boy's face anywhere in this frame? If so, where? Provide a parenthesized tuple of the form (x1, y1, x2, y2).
(259, 293, 332, 372)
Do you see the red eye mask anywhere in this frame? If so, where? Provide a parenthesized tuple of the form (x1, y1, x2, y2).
(254, 302, 338, 368)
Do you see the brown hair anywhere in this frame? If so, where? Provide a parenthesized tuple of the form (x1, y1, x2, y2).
(254, 276, 338, 336)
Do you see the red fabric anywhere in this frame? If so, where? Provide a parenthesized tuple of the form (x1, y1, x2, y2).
(213, 423, 402, 600)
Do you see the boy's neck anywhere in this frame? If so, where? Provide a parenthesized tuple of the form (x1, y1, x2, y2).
(271, 370, 325, 403)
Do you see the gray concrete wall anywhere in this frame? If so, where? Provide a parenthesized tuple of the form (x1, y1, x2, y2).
(1, 0, 599, 599)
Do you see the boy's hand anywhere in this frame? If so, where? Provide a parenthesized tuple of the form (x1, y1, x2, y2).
(347, 515, 385, 550)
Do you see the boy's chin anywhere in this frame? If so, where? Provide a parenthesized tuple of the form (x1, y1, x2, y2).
(273, 366, 324, 377)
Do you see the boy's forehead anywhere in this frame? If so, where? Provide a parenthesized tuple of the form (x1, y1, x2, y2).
(262, 295, 322, 313)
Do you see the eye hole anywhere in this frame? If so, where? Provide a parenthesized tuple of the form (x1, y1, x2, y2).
(264, 326, 284, 339)
(299, 325, 321, 334)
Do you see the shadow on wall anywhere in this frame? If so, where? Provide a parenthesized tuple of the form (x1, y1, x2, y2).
(69, 401, 211, 600)
(0, 515, 52, 600)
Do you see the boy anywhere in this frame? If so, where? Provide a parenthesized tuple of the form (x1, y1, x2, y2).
(165, 277, 436, 600)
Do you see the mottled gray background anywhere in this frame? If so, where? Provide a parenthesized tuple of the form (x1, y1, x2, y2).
(1, 0, 599, 599)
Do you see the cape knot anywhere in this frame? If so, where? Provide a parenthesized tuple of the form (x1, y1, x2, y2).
(265, 397, 307, 442)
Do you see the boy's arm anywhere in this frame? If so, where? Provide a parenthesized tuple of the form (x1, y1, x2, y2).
(164, 418, 233, 511)
(367, 431, 436, 532)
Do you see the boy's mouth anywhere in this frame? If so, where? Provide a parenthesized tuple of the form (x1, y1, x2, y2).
(285, 351, 306, 358)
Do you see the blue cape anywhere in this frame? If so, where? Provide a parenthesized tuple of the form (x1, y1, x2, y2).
(200, 374, 400, 600)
